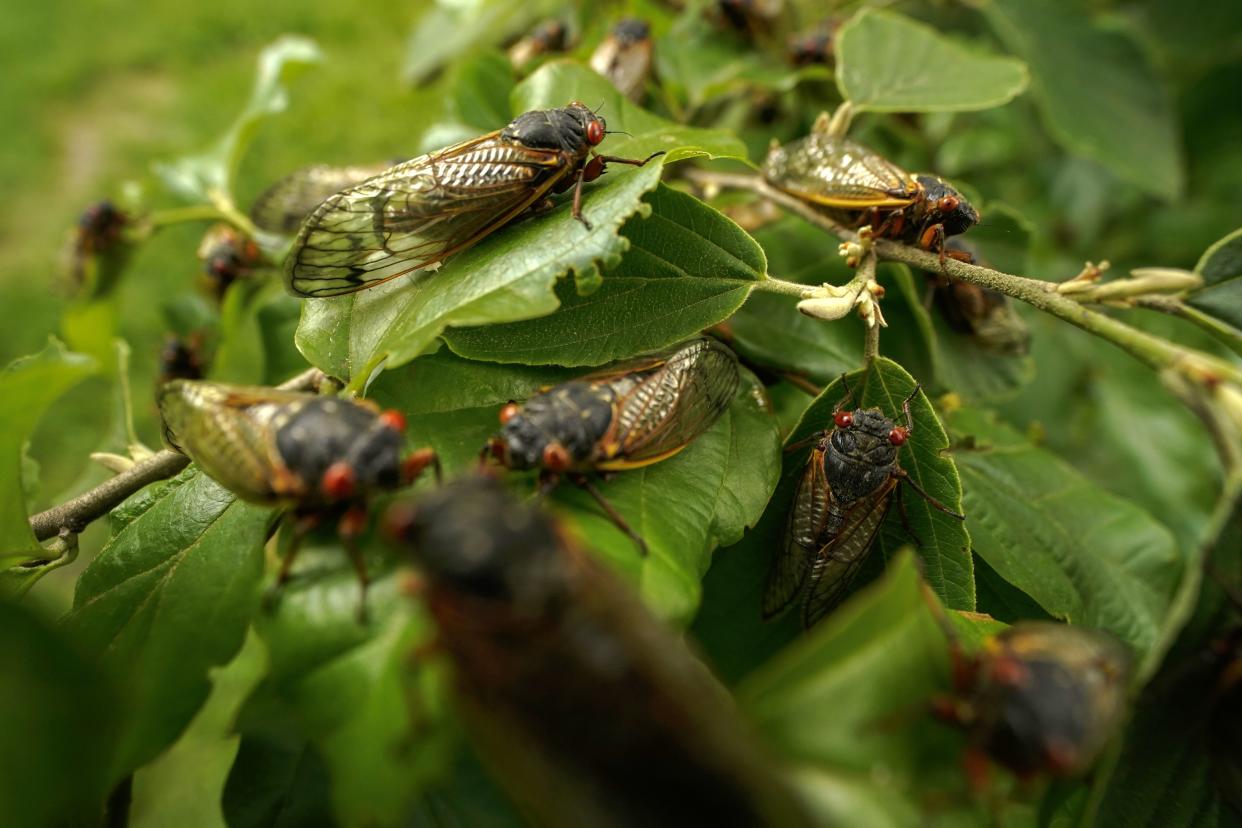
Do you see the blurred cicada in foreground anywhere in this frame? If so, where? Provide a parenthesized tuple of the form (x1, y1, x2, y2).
(590, 18, 653, 103)
(284, 101, 662, 298)
(763, 115, 979, 261)
(160, 380, 438, 616)
(250, 162, 393, 236)
(935, 622, 1131, 785)
(764, 379, 964, 628)
(484, 338, 740, 555)
(386, 476, 813, 828)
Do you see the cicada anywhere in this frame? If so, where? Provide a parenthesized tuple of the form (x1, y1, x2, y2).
(158, 333, 207, 384)
(763, 118, 979, 261)
(484, 337, 740, 555)
(197, 224, 264, 298)
(508, 19, 571, 70)
(159, 380, 439, 615)
(924, 240, 1030, 357)
(385, 476, 813, 828)
(250, 162, 392, 235)
(589, 18, 653, 103)
(763, 380, 965, 627)
(63, 199, 131, 295)
(284, 102, 662, 298)
(787, 21, 837, 67)
(935, 622, 1131, 784)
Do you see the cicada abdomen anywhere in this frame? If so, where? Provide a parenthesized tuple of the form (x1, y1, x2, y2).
(284, 102, 662, 298)
(486, 338, 741, 554)
(159, 380, 438, 616)
(762, 122, 979, 261)
(764, 381, 964, 627)
(386, 476, 814, 828)
(936, 622, 1132, 784)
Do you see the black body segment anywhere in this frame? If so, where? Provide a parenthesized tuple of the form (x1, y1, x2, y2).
(499, 381, 621, 471)
(274, 398, 404, 494)
(388, 477, 812, 828)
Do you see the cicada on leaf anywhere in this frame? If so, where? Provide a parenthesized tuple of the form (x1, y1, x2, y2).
(284, 101, 662, 298)
(764, 379, 965, 627)
(485, 337, 741, 555)
(386, 476, 814, 828)
(763, 117, 979, 261)
(589, 18, 653, 104)
(250, 162, 393, 235)
(159, 380, 438, 617)
(935, 622, 1132, 784)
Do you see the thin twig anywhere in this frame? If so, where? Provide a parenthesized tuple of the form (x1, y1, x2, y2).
(27, 367, 325, 542)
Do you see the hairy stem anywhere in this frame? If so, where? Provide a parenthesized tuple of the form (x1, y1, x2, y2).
(27, 367, 325, 543)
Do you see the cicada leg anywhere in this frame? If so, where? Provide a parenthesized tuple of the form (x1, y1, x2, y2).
(264, 511, 320, 611)
(339, 506, 371, 623)
(572, 474, 649, 557)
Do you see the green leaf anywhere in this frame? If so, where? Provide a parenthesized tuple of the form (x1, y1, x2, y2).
(1187, 226, 1242, 333)
(296, 65, 745, 386)
(154, 36, 322, 202)
(836, 9, 1028, 113)
(63, 468, 273, 777)
(0, 599, 122, 826)
(692, 360, 972, 684)
(945, 407, 1183, 674)
(223, 728, 336, 828)
(0, 339, 97, 565)
(447, 49, 516, 131)
(243, 543, 442, 827)
(401, 0, 560, 85)
(983, 0, 1183, 199)
(737, 553, 973, 827)
(443, 183, 765, 366)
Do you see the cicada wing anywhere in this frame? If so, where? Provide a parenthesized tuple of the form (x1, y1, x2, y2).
(763, 448, 829, 618)
(251, 163, 392, 235)
(598, 339, 741, 468)
(763, 135, 919, 209)
(801, 479, 897, 628)
(285, 135, 571, 297)
(159, 381, 311, 502)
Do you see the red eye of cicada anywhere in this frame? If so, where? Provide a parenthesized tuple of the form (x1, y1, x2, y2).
(833, 410, 853, 428)
(585, 119, 606, 146)
(888, 427, 908, 446)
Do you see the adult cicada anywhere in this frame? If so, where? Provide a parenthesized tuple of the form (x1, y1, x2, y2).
(484, 337, 740, 555)
(934, 622, 1131, 785)
(508, 19, 571, 71)
(250, 162, 392, 235)
(924, 240, 1031, 356)
(284, 101, 661, 298)
(763, 118, 979, 261)
(159, 380, 438, 616)
(197, 224, 264, 299)
(763, 380, 964, 627)
(386, 476, 813, 828)
(589, 18, 653, 103)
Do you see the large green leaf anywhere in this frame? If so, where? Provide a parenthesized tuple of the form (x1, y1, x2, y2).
(63, 468, 273, 777)
(983, 0, 1183, 199)
(1187, 226, 1242, 335)
(836, 9, 1028, 113)
(737, 554, 977, 828)
(0, 599, 122, 826)
(0, 339, 97, 565)
(946, 407, 1183, 673)
(693, 360, 972, 683)
(295, 64, 745, 386)
(241, 542, 440, 828)
(443, 184, 765, 366)
(371, 350, 779, 624)
(401, 0, 561, 85)
(154, 36, 322, 203)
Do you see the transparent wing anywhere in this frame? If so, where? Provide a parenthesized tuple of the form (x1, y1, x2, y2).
(158, 381, 314, 501)
(597, 339, 741, 468)
(801, 478, 896, 628)
(764, 135, 919, 208)
(285, 135, 569, 297)
(251, 163, 392, 235)
(763, 447, 829, 618)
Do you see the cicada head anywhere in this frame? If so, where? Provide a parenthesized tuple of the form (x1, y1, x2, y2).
(502, 102, 606, 156)
(824, 407, 903, 502)
(273, 398, 406, 503)
(385, 475, 569, 605)
(158, 333, 207, 384)
(915, 175, 979, 238)
(493, 382, 611, 473)
(611, 17, 650, 44)
(967, 623, 1132, 777)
